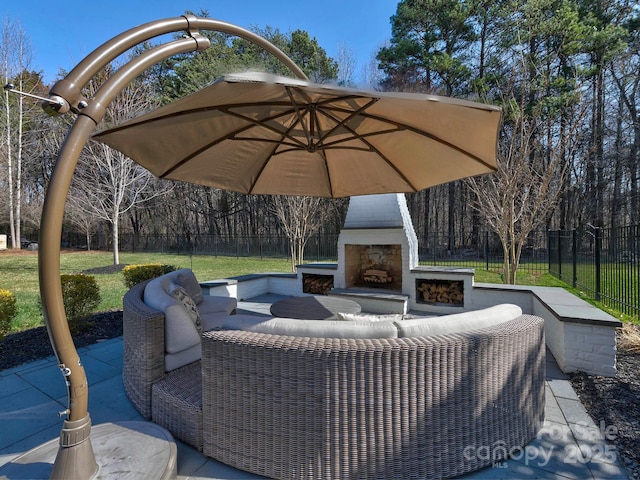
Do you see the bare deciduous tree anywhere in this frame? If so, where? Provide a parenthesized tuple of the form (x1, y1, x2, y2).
(70, 69, 172, 264)
(467, 97, 586, 284)
(74, 140, 171, 264)
(336, 43, 357, 87)
(1, 17, 33, 248)
(65, 193, 100, 250)
(271, 195, 327, 272)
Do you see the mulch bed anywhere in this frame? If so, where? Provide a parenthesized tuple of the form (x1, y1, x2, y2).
(0, 311, 123, 371)
(0, 262, 126, 370)
(569, 341, 640, 480)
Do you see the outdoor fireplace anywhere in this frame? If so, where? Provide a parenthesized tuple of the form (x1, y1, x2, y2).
(298, 193, 474, 314)
(334, 194, 418, 294)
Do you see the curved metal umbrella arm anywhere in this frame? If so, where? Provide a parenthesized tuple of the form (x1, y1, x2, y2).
(48, 15, 308, 114)
(38, 16, 307, 479)
(40, 35, 205, 423)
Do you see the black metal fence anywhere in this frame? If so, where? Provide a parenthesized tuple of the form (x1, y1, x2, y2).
(21, 207, 637, 319)
(63, 225, 638, 318)
(118, 230, 548, 276)
(118, 233, 339, 261)
(417, 230, 548, 276)
(549, 226, 639, 319)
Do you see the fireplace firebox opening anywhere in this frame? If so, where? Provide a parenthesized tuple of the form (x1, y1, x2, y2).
(416, 279, 464, 306)
(344, 244, 402, 291)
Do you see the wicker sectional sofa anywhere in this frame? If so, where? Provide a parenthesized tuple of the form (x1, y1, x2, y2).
(123, 274, 545, 480)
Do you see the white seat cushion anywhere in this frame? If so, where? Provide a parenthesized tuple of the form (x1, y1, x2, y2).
(395, 304, 523, 338)
(222, 314, 398, 339)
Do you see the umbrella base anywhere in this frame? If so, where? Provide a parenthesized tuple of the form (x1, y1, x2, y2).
(0, 421, 177, 479)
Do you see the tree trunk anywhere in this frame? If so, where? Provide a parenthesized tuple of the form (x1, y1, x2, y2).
(448, 182, 455, 253)
(112, 215, 120, 265)
(4, 89, 17, 249)
(15, 76, 23, 250)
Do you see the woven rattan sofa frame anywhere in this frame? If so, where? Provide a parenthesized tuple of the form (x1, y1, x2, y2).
(201, 317, 545, 479)
(123, 280, 204, 450)
(124, 280, 545, 479)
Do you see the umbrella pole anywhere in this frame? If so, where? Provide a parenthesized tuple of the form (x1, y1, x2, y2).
(22, 16, 308, 480)
(38, 115, 99, 479)
(37, 36, 209, 480)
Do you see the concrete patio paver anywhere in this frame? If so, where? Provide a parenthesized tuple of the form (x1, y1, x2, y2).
(0, 295, 629, 479)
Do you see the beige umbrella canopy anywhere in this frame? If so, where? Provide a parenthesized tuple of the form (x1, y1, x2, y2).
(94, 72, 502, 198)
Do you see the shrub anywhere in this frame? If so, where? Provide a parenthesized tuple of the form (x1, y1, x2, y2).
(0, 289, 17, 341)
(61, 274, 101, 329)
(122, 264, 176, 288)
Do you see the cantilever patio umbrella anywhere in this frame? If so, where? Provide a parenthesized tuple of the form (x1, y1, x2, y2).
(0, 15, 502, 480)
(93, 71, 502, 198)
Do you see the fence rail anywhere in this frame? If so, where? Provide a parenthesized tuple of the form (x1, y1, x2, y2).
(63, 226, 640, 318)
(117, 230, 548, 276)
(549, 226, 639, 319)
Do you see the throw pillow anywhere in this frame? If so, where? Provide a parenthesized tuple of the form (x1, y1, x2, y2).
(170, 284, 202, 334)
(336, 312, 405, 322)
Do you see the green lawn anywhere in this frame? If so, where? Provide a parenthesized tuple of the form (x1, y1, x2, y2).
(0, 251, 292, 332)
(0, 250, 631, 334)
(426, 260, 562, 287)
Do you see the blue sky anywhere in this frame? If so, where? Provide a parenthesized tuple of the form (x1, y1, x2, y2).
(2, 0, 399, 86)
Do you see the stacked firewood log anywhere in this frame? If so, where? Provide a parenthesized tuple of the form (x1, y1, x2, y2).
(303, 275, 334, 295)
(417, 281, 464, 304)
(362, 269, 393, 284)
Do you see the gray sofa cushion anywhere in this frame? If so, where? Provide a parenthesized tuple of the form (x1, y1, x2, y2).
(222, 314, 398, 339)
(395, 304, 523, 338)
(143, 269, 238, 363)
(197, 295, 237, 317)
(165, 343, 201, 372)
(162, 301, 202, 354)
(176, 268, 204, 304)
(144, 275, 201, 356)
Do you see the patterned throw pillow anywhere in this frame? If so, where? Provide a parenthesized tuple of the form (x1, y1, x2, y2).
(170, 284, 202, 334)
(335, 312, 405, 322)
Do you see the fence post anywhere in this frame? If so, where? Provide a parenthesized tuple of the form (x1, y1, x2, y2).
(557, 231, 562, 279)
(432, 230, 437, 265)
(572, 229, 577, 288)
(547, 231, 552, 274)
(595, 227, 602, 300)
(484, 230, 489, 271)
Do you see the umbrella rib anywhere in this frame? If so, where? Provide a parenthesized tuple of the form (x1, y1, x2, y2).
(284, 86, 335, 195)
(311, 97, 379, 149)
(285, 86, 313, 148)
(361, 111, 497, 170)
(154, 106, 311, 178)
(312, 103, 497, 172)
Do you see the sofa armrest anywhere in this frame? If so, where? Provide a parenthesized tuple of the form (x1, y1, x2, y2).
(197, 295, 237, 316)
(123, 280, 166, 419)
